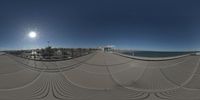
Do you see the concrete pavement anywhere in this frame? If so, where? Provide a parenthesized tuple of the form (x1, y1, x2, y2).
(0, 51, 200, 100)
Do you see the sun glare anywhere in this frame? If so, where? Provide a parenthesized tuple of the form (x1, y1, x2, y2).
(28, 31, 37, 38)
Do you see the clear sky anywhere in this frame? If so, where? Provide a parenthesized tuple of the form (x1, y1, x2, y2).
(0, 0, 200, 51)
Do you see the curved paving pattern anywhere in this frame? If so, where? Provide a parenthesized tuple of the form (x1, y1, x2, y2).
(0, 51, 200, 100)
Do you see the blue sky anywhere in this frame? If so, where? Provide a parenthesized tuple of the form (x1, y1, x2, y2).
(0, 0, 200, 51)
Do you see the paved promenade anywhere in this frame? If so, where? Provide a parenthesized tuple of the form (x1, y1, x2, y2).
(0, 51, 200, 100)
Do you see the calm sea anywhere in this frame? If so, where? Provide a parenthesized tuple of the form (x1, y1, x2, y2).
(120, 51, 194, 57)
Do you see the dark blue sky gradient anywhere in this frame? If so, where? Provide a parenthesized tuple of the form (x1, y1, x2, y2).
(0, 0, 200, 51)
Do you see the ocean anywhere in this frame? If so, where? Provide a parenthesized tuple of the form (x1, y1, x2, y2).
(120, 51, 194, 58)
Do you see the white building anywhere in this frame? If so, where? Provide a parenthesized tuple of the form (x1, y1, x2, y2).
(101, 45, 115, 53)
(55, 50, 62, 56)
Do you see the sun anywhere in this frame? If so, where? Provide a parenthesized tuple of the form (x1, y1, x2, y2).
(28, 31, 37, 38)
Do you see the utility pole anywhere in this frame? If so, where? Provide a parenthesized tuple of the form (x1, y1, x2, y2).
(47, 41, 50, 47)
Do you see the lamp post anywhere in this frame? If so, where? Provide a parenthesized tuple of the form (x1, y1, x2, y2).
(47, 41, 50, 47)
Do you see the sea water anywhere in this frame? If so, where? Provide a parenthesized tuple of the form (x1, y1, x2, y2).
(120, 51, 193, 57)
